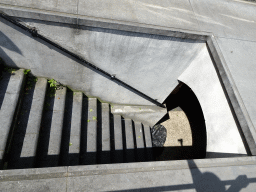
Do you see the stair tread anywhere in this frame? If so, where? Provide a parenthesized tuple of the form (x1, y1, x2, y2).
(20, 78, 47, 159)
(69, 92, 82, 154)
(102, 103, 110, 152)
(144, 125, 152, 148)
(125, 119, 134, 150)
(48, 87, 66, 156)
(134, 122, 144, 149)
(114, 115, 123, 150)
(87, 98, 97, 152)
(0, 69, 24, 161)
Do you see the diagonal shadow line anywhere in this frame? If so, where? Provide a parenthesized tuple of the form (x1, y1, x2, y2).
(0, 31, 23, 55)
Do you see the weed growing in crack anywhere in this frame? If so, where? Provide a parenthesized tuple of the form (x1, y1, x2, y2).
(47, 78, 64, 97)
(4, 67, 17, 74)
(24, 69, 31, 75)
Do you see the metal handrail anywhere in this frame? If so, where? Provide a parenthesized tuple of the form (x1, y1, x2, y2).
(0, 12, 165, 107)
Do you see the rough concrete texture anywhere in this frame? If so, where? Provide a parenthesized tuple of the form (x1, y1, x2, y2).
(1, 157, 256, 191)
(111, 104, 167, 126)
(161, 107, 192, 147)
(179, 45, 247, 155)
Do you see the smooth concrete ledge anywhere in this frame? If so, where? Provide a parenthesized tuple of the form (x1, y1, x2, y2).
(0, 3, 211, 41)
(207, 36, 256, 156)
(0, 156, 256, 181)
(1, 157, 256, 191)
(111, 104, 167, 126)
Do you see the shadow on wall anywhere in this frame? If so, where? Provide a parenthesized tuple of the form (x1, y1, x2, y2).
(112, 159, 256, 192)
(0, 31, 22, 68)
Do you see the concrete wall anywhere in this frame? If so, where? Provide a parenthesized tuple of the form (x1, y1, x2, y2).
(179, 45, 247, 156)
(0, 17, 205, 105)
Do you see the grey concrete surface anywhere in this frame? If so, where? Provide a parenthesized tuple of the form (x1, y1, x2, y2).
(144, 125, 152, 149)
(125, 119, 134, 150)
(86, 98, 97, 164)
(101, 103, 111, 163)
(0, 16, 205, 105)
(0, 0, 78, 15)
(178, 45, 247, 156)
(7, 77, 47, 169)
(102, 103, 110, 152)
(47, 87, 66, 158)
(77, 0, 200, 31)
(87, 98, 97, 152)
(1, 0, 256, 41)
(0, 0, 256, 160)
(134, 121, 144, 149)
(216, 37, 256, 145)
(69, 92, 82, 156)
(190, 0, 256, 41)
(207, 36, 256, 155)
(111, 104, 167, 126)
(0, 178, 67, 192)
(20, 78, 47, 161)
(114, 115, 123, 150)
(1, 157, 256, 191)
(0, 69, 24, 162)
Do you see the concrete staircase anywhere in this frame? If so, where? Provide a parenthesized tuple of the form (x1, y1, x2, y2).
(0, 69, 153, 170)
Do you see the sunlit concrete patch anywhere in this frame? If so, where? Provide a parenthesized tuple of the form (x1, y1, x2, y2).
(161, 107, 192, 147)
(178, 45, 247, 156)
(111, 104, 167, 126)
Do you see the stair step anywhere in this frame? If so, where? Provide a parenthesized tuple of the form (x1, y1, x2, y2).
(144, 125, 153, 161)
(125, 119, 135, 162)
(101, 103, 110, 164)
(86, 98, 97, 165)
(37, 86, 66, 167)
(68, 92, 82, 165)
(0, 69, 25, 168)
(134, 121, 146, 162)
(0, 70, 155, 169)
(113, 114, 123, 163)
(21, 78, 47, 167)
(47, 87, 66, 166)
(8, 77, 47, 169)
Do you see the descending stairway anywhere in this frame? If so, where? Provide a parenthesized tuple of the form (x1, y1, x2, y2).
(0, 68, 154, 170)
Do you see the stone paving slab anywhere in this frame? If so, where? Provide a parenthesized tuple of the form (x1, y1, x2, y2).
(1, 157, 256, 191)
